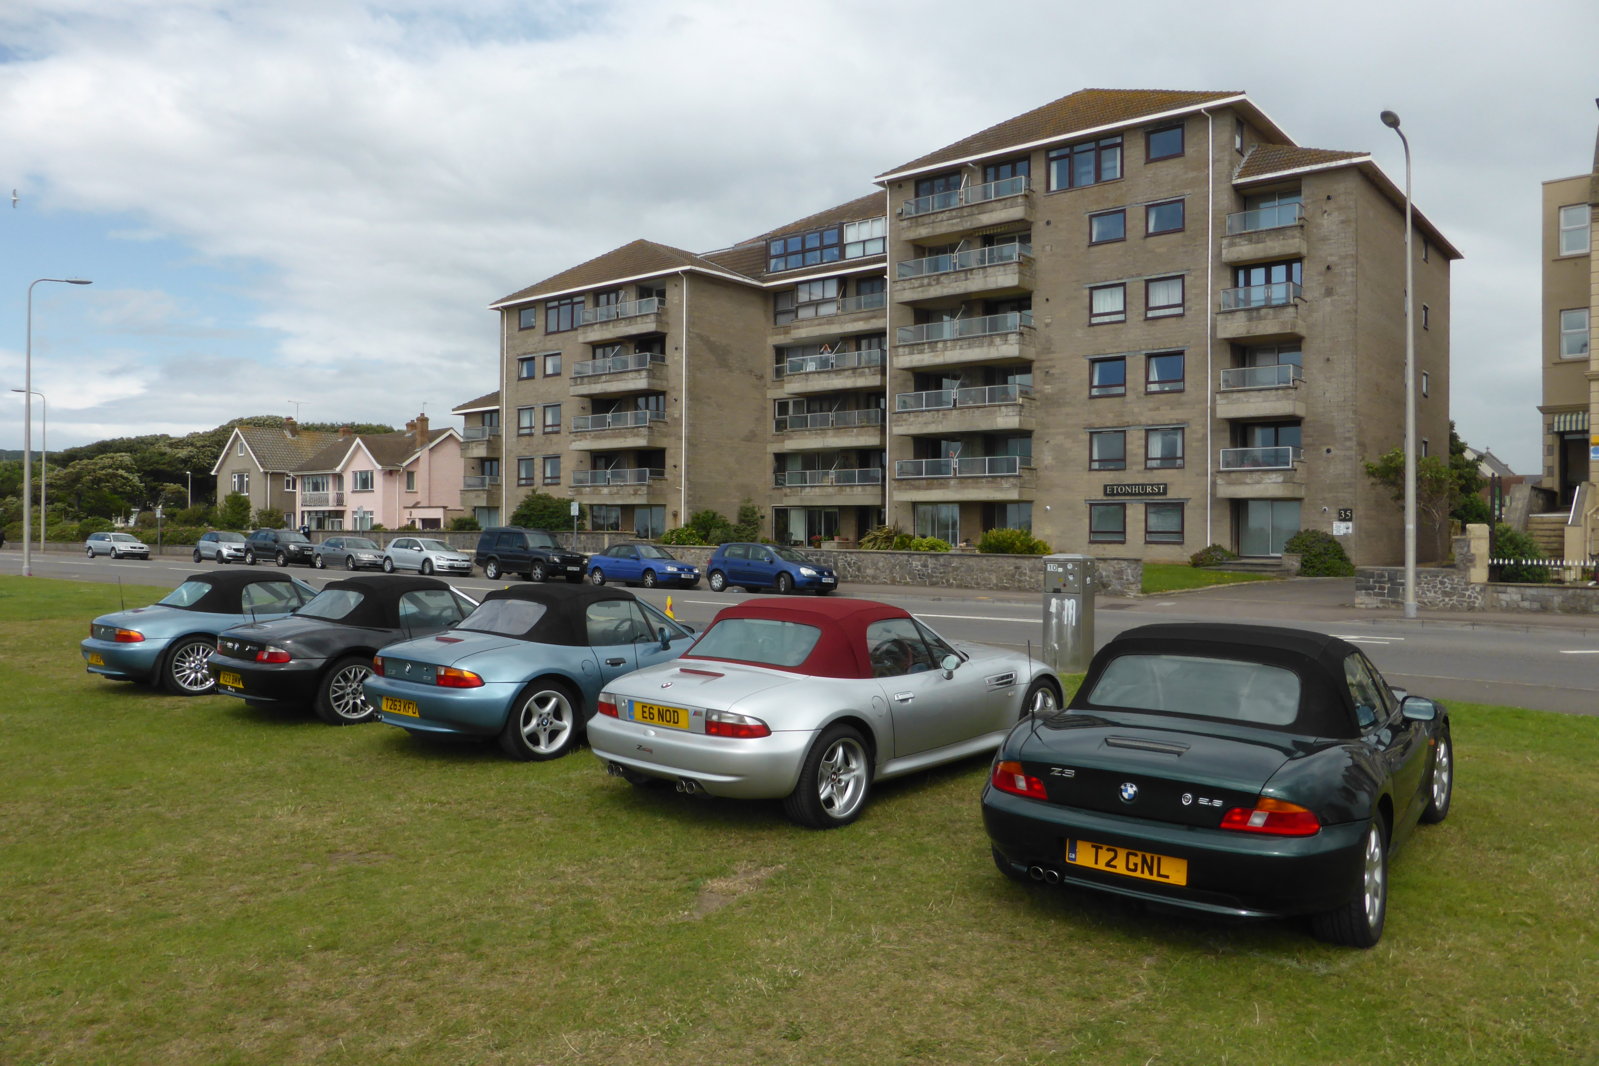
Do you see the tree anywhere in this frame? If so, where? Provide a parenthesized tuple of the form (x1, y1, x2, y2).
(1448, 423, 1487, 524)
(51, 453, 144, 518)
(510, 491, 578, 530)
(1363, 448, 1459, 559)
(730, 500, 761, 542)
(253, 507, 286, 529)
(217, 493, 252, 530)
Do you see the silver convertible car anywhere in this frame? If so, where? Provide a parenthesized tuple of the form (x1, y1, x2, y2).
(589, 597, 1063, 828)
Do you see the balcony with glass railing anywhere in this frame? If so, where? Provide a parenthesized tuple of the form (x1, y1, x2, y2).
(1215, 445, 1306, 498)
(896, 243, 1034, 302)
(775, 291, 887, 339)
(1221, 283, 1301, 311)
(1226, 203, 1304, 235)
(773, 347, 884, 381)
(774, 467, 884, 488)
(569, 297, 666, 342)
(774, 408, 884, 433)
(1218, 446, 1302, 471)
(894, 455, 1027, 478)
(895, 311, 1035, 370)
(462, 475, 502, 490)
(571, 351, 668, 396)
(1222, 202, 1307, 264)
(573, 410, 667, 432)
(460, 424, 500, 457)
(898, 176, 1034, 241)
(571, 467, 664, 486)
(579, 297, 662, 327)
(1217, 283, 1303, 342)
(299, 491, 346, 508)
(900, 176, 1029, 217)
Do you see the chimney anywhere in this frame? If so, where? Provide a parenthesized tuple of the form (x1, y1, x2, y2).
(414, 412, 429, 449)
(283, 416, 297, 437)
(339, 425, 353, 438)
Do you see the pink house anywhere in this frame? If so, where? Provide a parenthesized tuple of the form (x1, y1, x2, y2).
(295, 415, 464, 531)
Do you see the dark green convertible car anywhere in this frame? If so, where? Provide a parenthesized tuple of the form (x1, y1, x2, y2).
(983, 623, 1452, 947)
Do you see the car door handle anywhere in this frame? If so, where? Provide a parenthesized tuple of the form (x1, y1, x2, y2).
(893, 692, 915, 703)
(606, 658, 627, 667)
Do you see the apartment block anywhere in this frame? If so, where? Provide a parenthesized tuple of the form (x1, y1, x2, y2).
(484, 88, 1457, 564)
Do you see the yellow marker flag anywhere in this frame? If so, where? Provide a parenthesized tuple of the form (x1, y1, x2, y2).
(665, 595, 675, 619)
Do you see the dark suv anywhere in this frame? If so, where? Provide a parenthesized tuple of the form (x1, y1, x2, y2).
(244, 528, 316, 567)
(473, 527, 587, 582)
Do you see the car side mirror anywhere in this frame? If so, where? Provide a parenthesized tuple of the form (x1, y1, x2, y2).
(940, 653, 960, 680)
(658, 626, 672, 650)
(1400, 695, 1438, 722)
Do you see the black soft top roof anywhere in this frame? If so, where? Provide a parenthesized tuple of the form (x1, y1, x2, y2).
(314, 575, 457, 628)
(469, 582, 639, 645)
(169, 570, 302, 615)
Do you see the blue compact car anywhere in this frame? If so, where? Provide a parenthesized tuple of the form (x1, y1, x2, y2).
(705, 542, 838, 595)
(367, 583, 694, 760)
(80, 571, 316, 696)
(585, 542, 700, 588)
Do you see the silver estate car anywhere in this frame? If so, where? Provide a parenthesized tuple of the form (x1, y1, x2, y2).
(86, 532, 151, 559)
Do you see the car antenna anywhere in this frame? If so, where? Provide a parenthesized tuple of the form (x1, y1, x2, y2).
(1026, 638, 1046, 744)
(118, 578, 125, 612)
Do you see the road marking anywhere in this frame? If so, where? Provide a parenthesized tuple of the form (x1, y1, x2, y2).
(1559, 649, 1599, 655)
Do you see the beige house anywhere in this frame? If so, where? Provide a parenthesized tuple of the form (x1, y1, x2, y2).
(485, 88, 1458, 564)
(210, 418, 338, 520)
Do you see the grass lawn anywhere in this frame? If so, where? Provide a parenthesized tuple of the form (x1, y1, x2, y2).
(1141, 563, 1279, 595)
(2, 576, 1595, 1065)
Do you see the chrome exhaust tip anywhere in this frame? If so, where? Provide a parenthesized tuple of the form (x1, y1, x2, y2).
(1028, 866, 1046, 881)
(604, 762, 625, 778)
(675, 778, 703, 795)
(1043, 868, 1061, 884)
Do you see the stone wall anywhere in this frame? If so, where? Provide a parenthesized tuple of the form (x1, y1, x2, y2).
(1355, 528, 1599, 614)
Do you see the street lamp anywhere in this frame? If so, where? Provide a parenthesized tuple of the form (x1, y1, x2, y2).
(1380, 111, 1417, 620)
(11, 388, 46, 554)
(21, 278, 92, 578)
(186, 471, 192, 509)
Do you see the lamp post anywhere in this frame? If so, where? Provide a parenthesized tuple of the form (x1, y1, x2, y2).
(186, 471, 193, 509)
(1380, 111, 1417, 620)
(11, 388, 46, 554)
(21, 278, 92, 578)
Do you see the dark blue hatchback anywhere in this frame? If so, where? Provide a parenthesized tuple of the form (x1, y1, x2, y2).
(705, 542, 838, 595)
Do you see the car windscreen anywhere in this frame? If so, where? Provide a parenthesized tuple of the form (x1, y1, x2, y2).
(638, 545, 675, 560)
(690, 617, 820, 669)
(296, 588, 367, 622)
(111, 534, 141, 543)
(282, 532, 311, 544)
(215, 531, 246, 542)
(526, 532, 561, 549)
(457, 598, 549, 637)
(771, 547, 812, 564)
(158, 580, 214, 608)
(1085, 653, 1302, 727)
(416, 539, 454, 552)
(341, 537, 378, 550)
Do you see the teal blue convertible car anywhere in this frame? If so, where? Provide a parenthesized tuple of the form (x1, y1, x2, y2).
(80, 571, 315, 696)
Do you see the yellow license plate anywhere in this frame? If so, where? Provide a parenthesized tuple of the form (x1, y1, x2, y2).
(218, 671, 243, 690)
(87, 652, 105, 666)
(382, 696, 420, 718)
(633, 701, 691, 730)
(1067, 838, 1188, 886)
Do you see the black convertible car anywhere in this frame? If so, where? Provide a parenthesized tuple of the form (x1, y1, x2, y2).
(207, 575, 477, 724)
(983, 623, 1452, 947)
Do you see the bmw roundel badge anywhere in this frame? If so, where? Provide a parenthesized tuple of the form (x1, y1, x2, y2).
(1119, 781, 1140, 804)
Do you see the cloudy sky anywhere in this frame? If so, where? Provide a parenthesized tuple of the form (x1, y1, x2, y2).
(1, 0, 1595, 477)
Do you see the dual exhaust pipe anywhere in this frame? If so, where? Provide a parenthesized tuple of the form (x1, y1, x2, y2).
(1028, 865, 1062, 884)
(603, 762, 703, 795)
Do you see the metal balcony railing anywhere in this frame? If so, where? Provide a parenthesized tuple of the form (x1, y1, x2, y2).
(462, 475, 501, 489)
(774, 409, 884, 433)
(1218, 446, 1302, 471)
(774, 347, 885, 379)
(896, 310, 1032, 346)
(1220, 282, 1302, 311)
(461, 425, 501, 441)
(896, 242, 1032, 280)
(774, 468, 884, 488)
(573, 351, 665, 378)
(894, 455, 1026, 478)
(836, 291, 887, 315)
(900, 175, 1029, 218)
(572, 410, 667, 432)
(893, 383, 1032, 413)
(299, 491, 345, 507)
(1225, 202, 1304, 235)
(571, 467, 664, 486)
(1219, 363, 1304, 391)
(578, 297, 662, 326)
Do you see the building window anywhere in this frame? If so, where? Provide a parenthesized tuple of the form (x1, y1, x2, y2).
(1145, 427, 1185, 469)
(546, 296, 582, 333)
(1145, 276, 1184, 318)
(991, 501, 1033, 532)
(1089, 503, 1126, 544)
(1421, 234, 1430, 263)
(1047, 135, 1123, 190)
(1090, 284, 1126, 325)
(1559, 204, 1591, 256)
(1146, 502, 1184, 544)
(1090, 356, 1126, 397)
(481, 458, 500, 480)
(517, 406, 535, 435)
(516, 457, 537, 486)
(635, 505, 665, 539)
(1090, 430, 1126, 470)
(1147, 124, 1184, 161)
(353, 470, 374, 493)
(1422, 304, 1430, 330)
(542, 455, 561, 485)
(1234, 118, 1245, 154)
(1561, 309, 1590, 359)
(1421, 371, 1430, 398)
(590, 504, 621, 532)
(1145, 199, 1184, 235)
(1421, 439, 1430, 458)
(914, 502, 960, 545)
(842, 217, 887, 259)
(405, 471, 416, 492)
(517, 356, 537, 380)
(283, 475, 296, 492)
(517, 306, 537, 330)
(769, 227, 841, 272)
(544, 353, 562, 377)
(1146, 351, 1185, 392)
(231, 472, 249, 494)
(542, 403, 562, 433)
(985, 157, 1030, 183)
(1089, 209, 1126, 244)
(774, 278, 841, 324)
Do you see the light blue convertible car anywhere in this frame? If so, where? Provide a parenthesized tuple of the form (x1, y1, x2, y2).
(80, 570, 316, 696)
(367, 583, 694, 760)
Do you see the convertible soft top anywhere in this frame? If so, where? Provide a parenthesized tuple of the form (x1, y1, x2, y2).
(316, 575, 457, 629)
(469, 583, 643, 645)
(167, 570, 303, 615)
(687, 597, 914, 679)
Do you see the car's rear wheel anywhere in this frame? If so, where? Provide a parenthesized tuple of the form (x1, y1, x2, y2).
(421, 559, 434, 575)
(708, 570, 728, 592)
(161, 636, 217, 696)
(530, 561, 548, 582)
(86, 546, 95, 557)
(382, 557, 395, 573)
(589, 568, 605, 586)
(483, 559, 501, 580)
(775, 573, 794, 594)
(345, 556, 358, 571)
(641, 570, 658, 589)
(782, 725, 871, 829)
(1022, 677, 1062, 717)
(275, 551, 288, 567)
(498, 680, 579, 761)
(1311, 818, 1388, 948)
(1421, 726, 1453, 824)
(314, 554, 326, 569)
(244, 550, 257, 565)
(314, 656, 376, 725)
(193, 548, 203, 563)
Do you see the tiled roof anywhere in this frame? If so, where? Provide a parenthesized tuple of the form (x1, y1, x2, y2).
(299, 429, 453, 473)
(1235, 144, 1367, 182)
(879, 88, 1245, 178)
(491, 239, 758, 306)
(747, 192, 886, 244)
(453, 390, 500, 413)
(237, 426, 339, 473)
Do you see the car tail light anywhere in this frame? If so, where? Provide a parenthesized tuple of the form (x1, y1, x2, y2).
(112, 628, 145, 644)
(705, 711, 770, 739)
(990, 760, 1047, 800)
(1220, 797, 1321, 837)
(596, 695, 619, 718)
(371, 656, 386, 676)
(434, 666, 483, 689)
(255, 646, 292, 664)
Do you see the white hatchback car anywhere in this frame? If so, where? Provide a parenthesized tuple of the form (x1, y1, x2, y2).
(85, 531, 151, 559)
(382, 536, 472, 576)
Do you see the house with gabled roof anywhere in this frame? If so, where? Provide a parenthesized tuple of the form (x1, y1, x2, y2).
(210, 418, 339, 520)
(294, 414, 463, 531)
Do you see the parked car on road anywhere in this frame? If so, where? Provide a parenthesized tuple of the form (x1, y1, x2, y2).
(706, 542, 836, 594)
(80, 571, 315, 695)
(193, 530, 247, 563)
(313, 535, 384, 571)
(369, 583, 693, 759)
(473, 526, 587, 582)
(586, 542, 700, 588)
(243, 528, 315, 567)
(982, 622, 1453, 948)
(208, 575, 476, 724)
(591, 596, 1059, 827)
(85, 531, 151, 559)
(384, 536, 472, 576)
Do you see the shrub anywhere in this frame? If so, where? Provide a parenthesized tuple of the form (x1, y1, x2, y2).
(977, 528, 1051, 555)
(905, 537, 951, 552)
(1189, 543, 1239, 568)
(449, 515, 481, 532)
(253, 507, 286, 530)
(216, 493, 252, 530)
(730, 501, 761, 543)
(682, 509, 734, 545)
(858, 525, 902, 551)
(1283, 529, 1355, 577)
(1492, 524, 1548, 584)
(510, 492, 580, 531)
(659, 526, 706, 546)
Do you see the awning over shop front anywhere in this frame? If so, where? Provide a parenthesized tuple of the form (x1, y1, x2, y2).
(1550, 410, 1590, 434)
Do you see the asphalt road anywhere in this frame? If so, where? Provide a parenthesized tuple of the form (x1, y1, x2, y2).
(10, 547, 1598, 716)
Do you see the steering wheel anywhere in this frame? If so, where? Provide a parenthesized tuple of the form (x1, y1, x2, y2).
(870, 638, 914, 678)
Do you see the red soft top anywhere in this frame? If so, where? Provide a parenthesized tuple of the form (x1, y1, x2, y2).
(684, 596, 911, 679)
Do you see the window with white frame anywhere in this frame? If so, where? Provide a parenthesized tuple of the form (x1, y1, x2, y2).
(1090, 284, 1126, 325)
(1559, 204, 1591, 256)
(405, 470, 416, 492)
(1561, 308, 1590, 359)
(283, 475, 296, 491)
(843, 217, 886, 259)
(231, 472, 249, 494)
